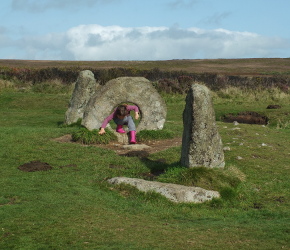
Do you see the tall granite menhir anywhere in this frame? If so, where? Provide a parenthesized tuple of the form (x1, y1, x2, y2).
(181, 84, 225, 168)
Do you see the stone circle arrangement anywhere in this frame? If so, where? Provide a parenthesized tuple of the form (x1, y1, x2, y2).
(65, 70, 225, 203)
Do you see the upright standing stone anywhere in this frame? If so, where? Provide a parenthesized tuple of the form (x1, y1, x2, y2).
(181, 84, 225, 168)
(65, 70, 99, 124)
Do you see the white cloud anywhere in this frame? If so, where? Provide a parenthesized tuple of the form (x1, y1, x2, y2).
(1, 24, 289, 60)
(65, 25, 290, 60)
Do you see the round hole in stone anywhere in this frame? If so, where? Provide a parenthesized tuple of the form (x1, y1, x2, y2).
(108, 102, 142, 131)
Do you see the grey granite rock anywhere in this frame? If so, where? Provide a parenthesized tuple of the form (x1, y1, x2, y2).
(180, 84, 225, 168)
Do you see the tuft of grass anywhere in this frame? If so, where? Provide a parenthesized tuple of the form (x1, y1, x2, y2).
(276, 118, 290, 129)
(138, 129, 174, 142)
(72, 127, 116, 144)
(158, 166, 242, 192)
(220, 186, 238, 201)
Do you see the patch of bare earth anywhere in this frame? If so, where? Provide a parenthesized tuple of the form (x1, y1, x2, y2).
(222, 111, 269, 125)
(18, 161, 53, 172)
(17, 160, 78, 172)
(53, 134, 182, 155)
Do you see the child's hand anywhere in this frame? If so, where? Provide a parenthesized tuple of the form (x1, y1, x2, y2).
(135, 112, 139, 120)
(98, 128, 106, 135)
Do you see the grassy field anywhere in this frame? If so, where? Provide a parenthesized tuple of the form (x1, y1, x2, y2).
(0, 77, 290, 249)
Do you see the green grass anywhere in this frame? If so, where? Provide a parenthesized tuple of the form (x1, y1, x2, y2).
(72, 127, 117, 144)
(138, 129, 174, 142)
(0, 86, 290, 249)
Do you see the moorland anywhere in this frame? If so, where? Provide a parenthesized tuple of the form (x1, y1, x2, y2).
(0, 58, 289, 249)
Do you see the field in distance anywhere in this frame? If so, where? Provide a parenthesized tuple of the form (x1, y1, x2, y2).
(1, 58, 290, 76)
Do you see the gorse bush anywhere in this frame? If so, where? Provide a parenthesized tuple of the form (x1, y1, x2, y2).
(72, 127, 116, 144)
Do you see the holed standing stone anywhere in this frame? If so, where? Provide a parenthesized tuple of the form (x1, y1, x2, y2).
(82, 77, 167, 132)
(180, 84, 225, 168)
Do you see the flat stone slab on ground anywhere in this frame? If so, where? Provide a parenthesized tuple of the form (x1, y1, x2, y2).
(108, 177, 220, 203)
(122, 144, 151, 150)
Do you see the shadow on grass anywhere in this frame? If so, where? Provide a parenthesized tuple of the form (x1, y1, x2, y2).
(119, 150, 181, 180)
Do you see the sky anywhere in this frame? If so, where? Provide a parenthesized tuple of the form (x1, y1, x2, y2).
(0, 0, 290, 61)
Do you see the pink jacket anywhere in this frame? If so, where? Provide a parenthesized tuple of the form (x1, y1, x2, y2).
(101, 105, 139, 128)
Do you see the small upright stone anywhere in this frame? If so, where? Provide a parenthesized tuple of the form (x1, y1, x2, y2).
(180, 84, 225, 168)
(65, 70, 99, 125)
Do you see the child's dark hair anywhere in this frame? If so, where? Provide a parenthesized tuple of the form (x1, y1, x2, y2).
(116, 105, 129, 116)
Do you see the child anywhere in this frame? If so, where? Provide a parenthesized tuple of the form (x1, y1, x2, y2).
(98, 104, 139, 144)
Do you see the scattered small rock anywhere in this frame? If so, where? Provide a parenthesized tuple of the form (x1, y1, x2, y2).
(122, 144, 151, 151)
(236, 156, 243, 160)
(223, 146, 231, 151)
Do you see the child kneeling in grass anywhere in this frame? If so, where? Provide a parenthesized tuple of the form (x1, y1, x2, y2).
(98, 104, 139, 144)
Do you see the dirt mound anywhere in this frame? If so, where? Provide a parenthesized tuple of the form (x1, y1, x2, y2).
(222, 111, 269, 125)
(18, 161, 53, 172)
(18, 161, 77, 172)
(266, 104, 281, 109)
